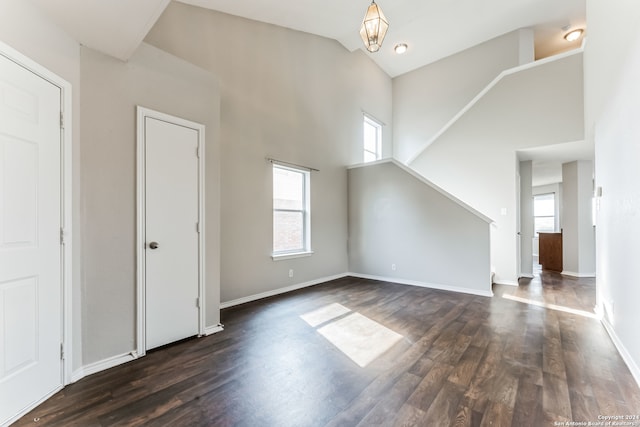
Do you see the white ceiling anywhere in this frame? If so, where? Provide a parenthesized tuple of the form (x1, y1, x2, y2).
(30, 0, 591, 180)
(177, 0, 586, 77)
(32, 0, 585, 77)
(518, 140, 594, 187)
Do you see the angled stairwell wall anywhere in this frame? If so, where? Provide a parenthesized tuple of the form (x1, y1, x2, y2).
(348, 160, 493, 297)
(406, 51, 585, 285)
(393, 30, 530, 164)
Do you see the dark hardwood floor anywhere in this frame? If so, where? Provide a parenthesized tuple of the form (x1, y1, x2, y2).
(14, 272, 640, 426)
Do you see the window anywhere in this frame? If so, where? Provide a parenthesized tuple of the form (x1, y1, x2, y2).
(534, 193, 555, 234)
(363, 115, 382, 163)
(273, 164, 311, 257)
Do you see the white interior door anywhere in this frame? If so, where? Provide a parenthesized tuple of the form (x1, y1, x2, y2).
(0, 53, 62, 424)
(144, 115, 200, 350)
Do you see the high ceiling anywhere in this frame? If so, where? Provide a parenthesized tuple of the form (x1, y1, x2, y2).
(33, 0, 585, 77)
(178, 0, 585, 77)
(31, 0, 590, 183)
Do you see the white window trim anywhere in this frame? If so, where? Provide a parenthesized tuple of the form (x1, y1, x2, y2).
(272, 163, 312, 258)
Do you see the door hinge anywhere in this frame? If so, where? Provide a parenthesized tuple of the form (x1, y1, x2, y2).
(196, 146, 200, 158)
(196, 222, 200, 233)
(60, 343, 65, 360)
(196, 297, 200, 308)
(60, 112, 64, 129)
(60, 227, 65, 245)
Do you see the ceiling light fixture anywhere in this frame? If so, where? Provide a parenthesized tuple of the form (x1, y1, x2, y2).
(394, 43, 408, 54)
(360, 1, 389, 53)
(564, 28, 584, 42)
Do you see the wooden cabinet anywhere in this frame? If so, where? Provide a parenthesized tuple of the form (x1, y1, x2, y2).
(538, 232, 562, 272)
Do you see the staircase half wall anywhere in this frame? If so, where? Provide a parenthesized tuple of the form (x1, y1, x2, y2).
(408, 51, 584, 285)
(348, 160, 493, 297)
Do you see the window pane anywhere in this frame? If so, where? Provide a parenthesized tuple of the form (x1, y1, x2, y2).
(274, 167, 303, 210)
(363, 116, 381, 163)
(535, 217, 555, 234)
(534, 193, 554, 216)
(364, 123, 378, 153)
(364, 151, 378, 163)
(274, 211, 303, 252)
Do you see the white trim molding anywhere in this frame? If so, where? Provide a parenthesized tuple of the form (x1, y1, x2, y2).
(601, 318, 640, 390)
(348, 159, 494, 224)
(561, 271, 596, 278)
(204, 324, 224, 336)
(70, 351, 140, 384)
(405, 47, 584, 165)
(0, 40, 74, 388)
(494, 279, 520, 286)
(220, 273, 350, 309)
(348, 273, 494, 297)
(135, 106, 206, 357)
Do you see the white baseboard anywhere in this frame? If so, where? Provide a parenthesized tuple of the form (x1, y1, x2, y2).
(494, 279, 519, 286)
(601, 318, 640, 390)
(561, 271, 596, 278)
(348, 272, 493, 297)
(220, 273, 350, 309)
(204, 324, 224, 335)
(71, 351, 139, 383)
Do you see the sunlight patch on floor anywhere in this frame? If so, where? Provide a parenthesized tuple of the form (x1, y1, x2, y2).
(301, 304, 403, 368)
(502, 293, 599, 319)
(300, 302, 351, 327)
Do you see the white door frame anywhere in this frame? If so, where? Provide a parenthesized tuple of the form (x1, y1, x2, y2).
(0, 39, 73, 410)
(136, 106, 206, 357)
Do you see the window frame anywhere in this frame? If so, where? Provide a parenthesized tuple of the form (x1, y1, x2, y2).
(272, 163, 312, 260)
(363, 114, 382, 163)
(533, 192, 556, 234)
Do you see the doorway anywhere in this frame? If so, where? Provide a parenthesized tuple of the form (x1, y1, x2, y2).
(136, 107, 206, 354)
(0, 42, 72, 425)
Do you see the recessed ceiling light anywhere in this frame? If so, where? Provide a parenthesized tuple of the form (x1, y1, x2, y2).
(394, 43, 408, 54)
(564, 29, 584, 42)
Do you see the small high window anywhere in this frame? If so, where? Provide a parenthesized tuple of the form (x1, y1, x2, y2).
(363, 115, 382, 163)
(273, 164, 311, 256)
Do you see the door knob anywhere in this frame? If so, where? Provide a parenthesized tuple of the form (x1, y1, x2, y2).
(149, 241, 159, 249)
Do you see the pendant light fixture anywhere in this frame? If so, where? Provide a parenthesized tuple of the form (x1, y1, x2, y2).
(360, 0, 389, 53)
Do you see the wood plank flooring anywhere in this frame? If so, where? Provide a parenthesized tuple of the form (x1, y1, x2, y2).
(14, 272, 640, 426)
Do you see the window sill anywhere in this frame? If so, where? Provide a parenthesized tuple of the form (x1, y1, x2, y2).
(272, 251, 314, 261)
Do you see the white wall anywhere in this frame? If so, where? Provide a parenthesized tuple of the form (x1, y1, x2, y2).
(409, 53, 584, 285)
(392, 31, 524, 163)
(146, 3, 393, 304)
(80, 43, 221, 364)
(348, 161, 492, 296)
(519, 161, 533, 277)
(561, 161, 595, 277)
(585, 0, 640, 384)
(0, 0, 83, 370)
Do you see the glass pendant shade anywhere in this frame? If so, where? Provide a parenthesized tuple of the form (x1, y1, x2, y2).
(360, 1, 389, 53)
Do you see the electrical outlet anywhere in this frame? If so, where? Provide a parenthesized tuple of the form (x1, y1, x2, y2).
(391, 263, 396, 271)
(289, 269, 294, 278)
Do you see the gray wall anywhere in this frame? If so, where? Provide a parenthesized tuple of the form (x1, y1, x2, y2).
(348, 161, 492, 296)
(561, 161, 595, 277)
(409, 53, 584, 285)
(145, 3, 393, 303)
(585, 0, 640, 382)
(392, 31, 524, 163)
(80, 43, 221, 364)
